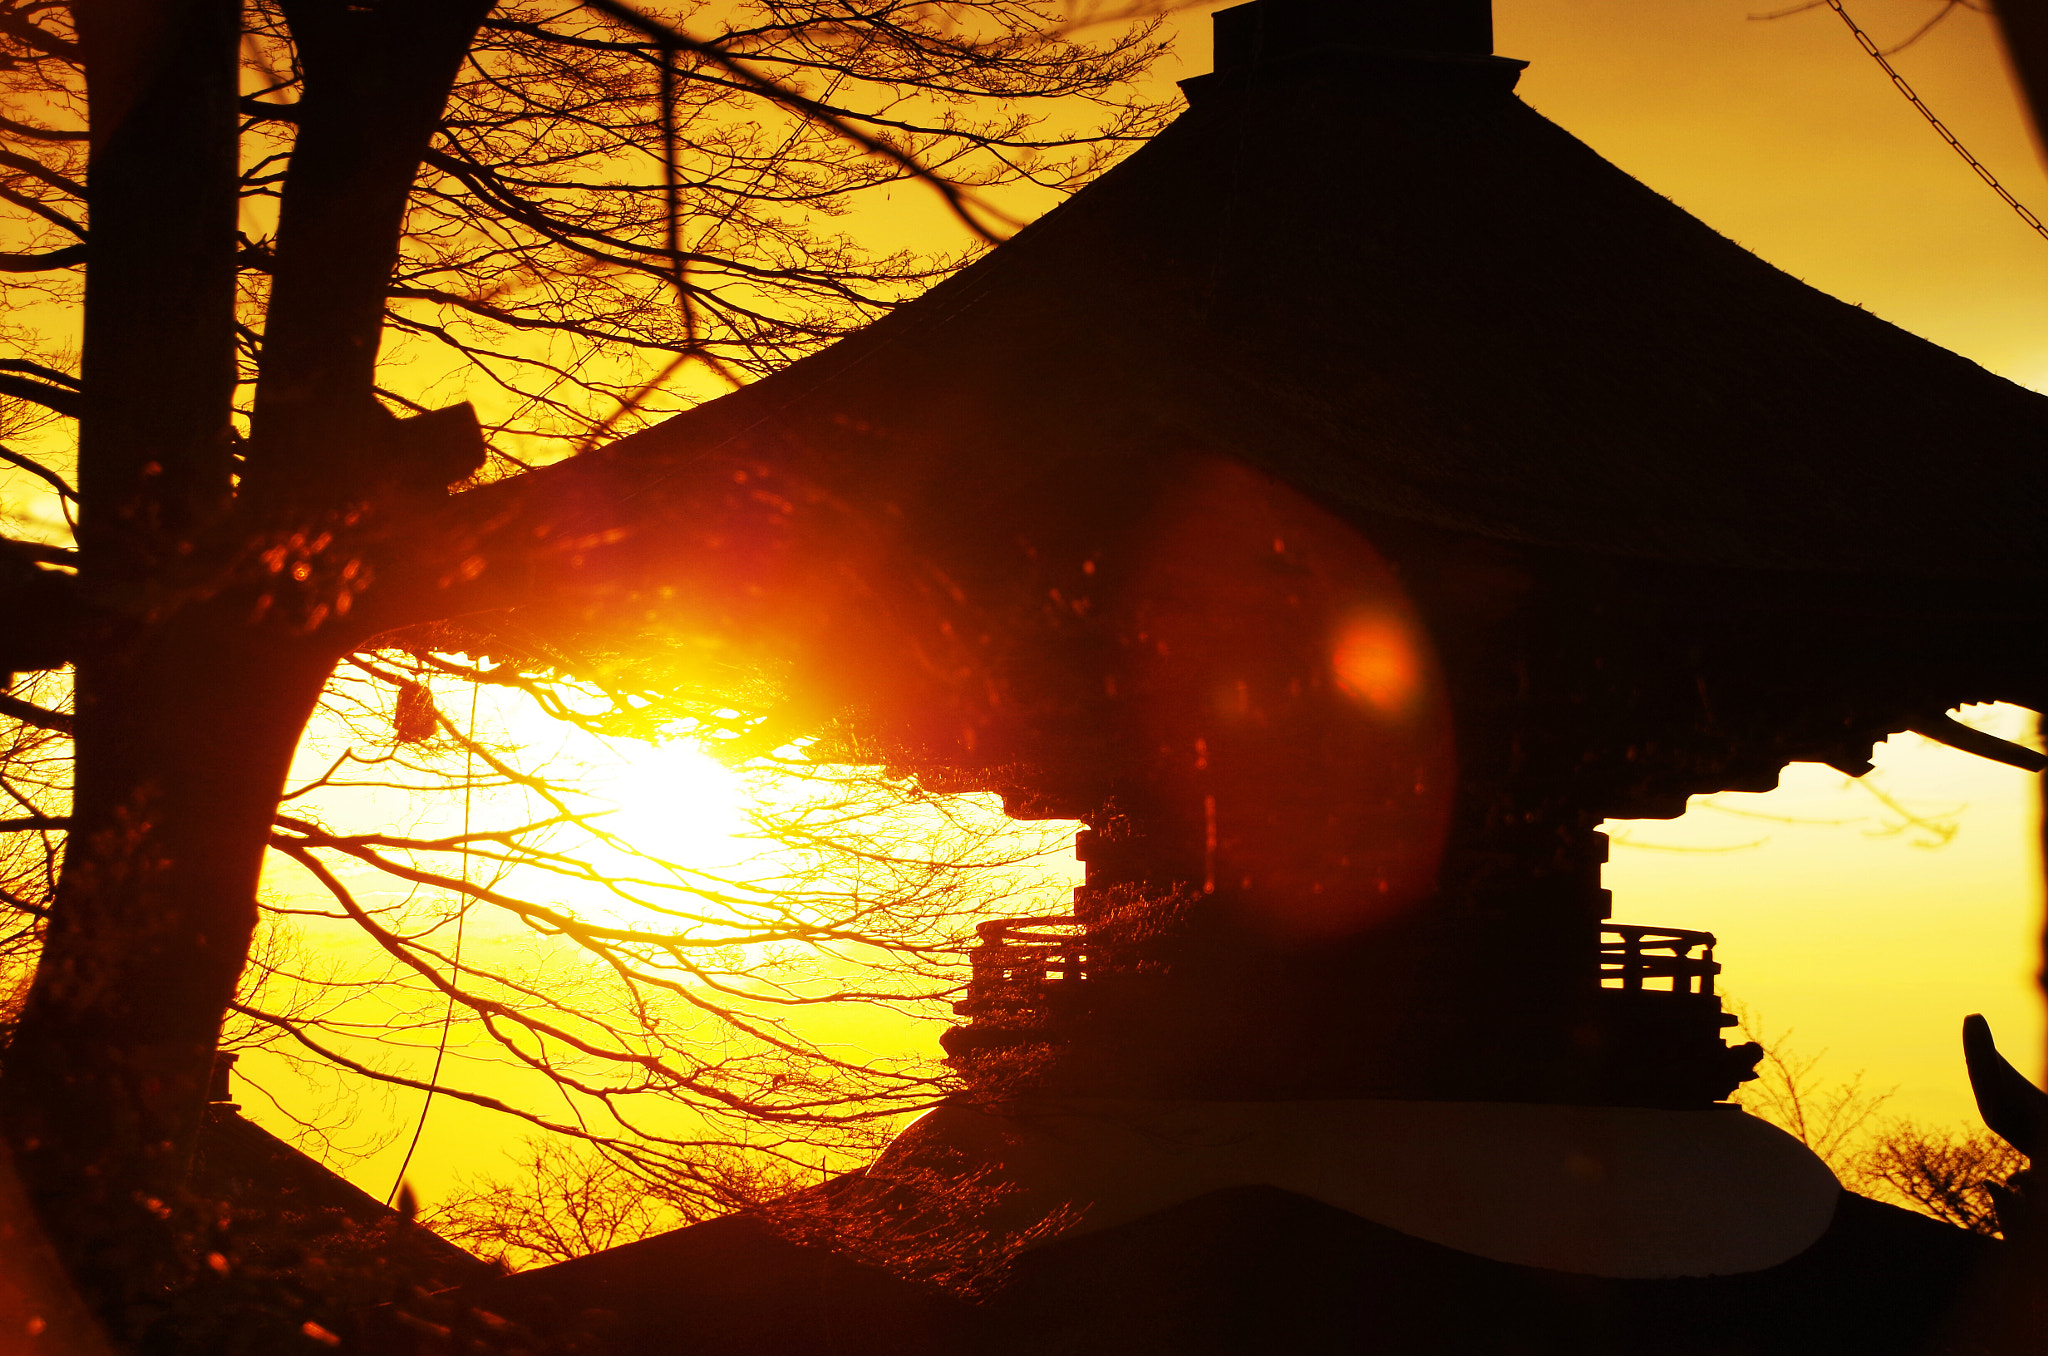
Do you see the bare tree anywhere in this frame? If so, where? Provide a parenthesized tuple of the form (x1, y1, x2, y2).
(1856, 1121, 2027, 1237)
(424, 1136, 701, 1269)
(1731, 1005, 2035, 1237)
(1729, 1004, 1894, 1176)
(0, 0, 1167, 1336)
(430, 1125, 1080, 1296)
(245, 640, 1075, 1196)
(233, 0, 1171, 459)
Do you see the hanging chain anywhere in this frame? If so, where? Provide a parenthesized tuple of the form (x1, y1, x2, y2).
(1825, 0, 2048, 244)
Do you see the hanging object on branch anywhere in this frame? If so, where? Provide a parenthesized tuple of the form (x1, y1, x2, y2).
(393, 679, 438, 744)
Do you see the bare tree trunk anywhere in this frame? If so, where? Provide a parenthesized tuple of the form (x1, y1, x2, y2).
(0, 0, 243, 1310)
(1, 621, 335, 1326)
(70, 0, 240, 551)
(0, 0, 486, 1329)
(0, 0, 247, 1293)
(242, 0, 492, 508)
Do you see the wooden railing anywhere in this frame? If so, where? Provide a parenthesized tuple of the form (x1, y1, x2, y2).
(1599, 924, 1719, 996)
(954, 916, 1092, 1020)
(954, 916, 1724, 1027)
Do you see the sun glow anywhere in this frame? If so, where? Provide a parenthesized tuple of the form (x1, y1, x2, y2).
(256, 663, 1087, 1205)
(517, 732, 778, 931)
(582, 738, 756, 877)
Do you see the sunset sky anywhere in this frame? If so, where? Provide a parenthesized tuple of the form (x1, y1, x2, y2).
(226, 0, 2048, 1209)
(1483, 0, 2048, 1132)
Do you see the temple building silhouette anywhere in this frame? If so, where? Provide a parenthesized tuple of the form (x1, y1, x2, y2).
(480, 0, 2048, 1350)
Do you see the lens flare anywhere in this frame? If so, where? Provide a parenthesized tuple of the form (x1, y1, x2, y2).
(1331, 612, 1421, 717)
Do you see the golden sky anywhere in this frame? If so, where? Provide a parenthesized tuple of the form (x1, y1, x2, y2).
(1495, 0, 2048, 388)
(1491, 0, 2048, 1133)
(246, 0, 2048, 1206)
(1001, 0, 2048, 1124)
(1606, 708, 2043, 1133)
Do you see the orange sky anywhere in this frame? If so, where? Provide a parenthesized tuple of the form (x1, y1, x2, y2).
(242, 0, 2048, 1205)
(1111, 0, 2048, 1137)
(1496, 0, 2048, 386)
(1486, 0, 2048, 1133)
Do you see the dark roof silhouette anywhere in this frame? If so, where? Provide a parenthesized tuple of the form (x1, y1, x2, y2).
(193, 1102, 488, 1287)
(609, 37, 2048, 586)
(476, 1184, 1989, 1356)
(474, 1209, 964, 1356)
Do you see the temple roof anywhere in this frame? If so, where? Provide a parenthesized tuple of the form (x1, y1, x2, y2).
(611, 15, 2048, 587)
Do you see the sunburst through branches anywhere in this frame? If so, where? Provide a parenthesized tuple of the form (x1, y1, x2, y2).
(234, 641, 1080, 1216)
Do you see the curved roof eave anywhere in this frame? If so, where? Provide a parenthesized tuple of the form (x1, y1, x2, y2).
(608, 58, 2048, 588)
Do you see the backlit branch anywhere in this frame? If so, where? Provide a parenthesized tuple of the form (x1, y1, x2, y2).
(238, 645, 1069, 1169)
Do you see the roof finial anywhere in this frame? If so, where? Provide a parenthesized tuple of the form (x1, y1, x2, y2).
(1211, 0, 1494, 74)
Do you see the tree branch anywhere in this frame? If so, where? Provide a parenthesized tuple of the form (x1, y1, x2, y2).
(580, 0, 1009, 243)
(0, 113, 85, 142)
(0, 182, 84, 238)
(0, 146, 85, 197)
(0, 536, 77, 566)
(0, 358, 79, 388)
(0, 445, 78, 499)
(0, 373, 78, 416)
(0, 243, 84, 272)
(0, 7, 78, 58)
(0, 695, 71, 735)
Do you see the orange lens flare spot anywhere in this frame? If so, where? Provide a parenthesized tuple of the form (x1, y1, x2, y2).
(1332, 612, 1421, 716)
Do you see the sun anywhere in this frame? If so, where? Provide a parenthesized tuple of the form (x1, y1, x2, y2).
(585, 739, 755, 876)
(456, 689, 779, 929)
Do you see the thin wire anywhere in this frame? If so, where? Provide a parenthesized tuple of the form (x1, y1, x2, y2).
(1824, 0, 2048, 244)
(385, 679, 479, 1206)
